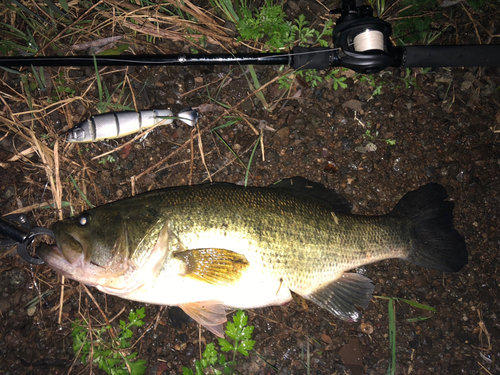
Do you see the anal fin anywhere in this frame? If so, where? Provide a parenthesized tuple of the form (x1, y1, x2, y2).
(306, 273, 374, 322)
(179, 301, 227, 337)
(174, 248, 249, 286)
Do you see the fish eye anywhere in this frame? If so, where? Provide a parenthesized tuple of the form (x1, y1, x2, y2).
(78, 214, 90, 226)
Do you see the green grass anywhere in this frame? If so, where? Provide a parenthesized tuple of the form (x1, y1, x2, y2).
(69, 175, 95, 208)
(72, 307, 147, 375)
(93, 56, 133, 113)
(392, 0, 443, 46)
(375, 296, 436, 375)
(183, 310, 255, 375)
(236, 1, 294, 51)
(244, 133, 262, 187)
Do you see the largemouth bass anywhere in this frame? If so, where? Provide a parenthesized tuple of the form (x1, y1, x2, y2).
(38, 178, 468, 336)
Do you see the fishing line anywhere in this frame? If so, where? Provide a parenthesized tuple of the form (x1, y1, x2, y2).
(352, 30, 385, 52)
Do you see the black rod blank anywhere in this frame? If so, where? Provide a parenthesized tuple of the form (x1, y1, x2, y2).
(0, 52, 292, 67)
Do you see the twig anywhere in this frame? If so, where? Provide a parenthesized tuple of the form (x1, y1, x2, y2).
(37, 0, 106, 55)
(461, 3, 482, 44)
(197, 123, 212, 182)
(260, 131, 265, 162)
(189, 128, 195, 186)
(58, 276, 65, 325)
(180, 75, 226, 97)
(81, 284, 116, 338)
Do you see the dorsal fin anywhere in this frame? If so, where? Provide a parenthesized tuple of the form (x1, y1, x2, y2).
(269, 177, 352, 213)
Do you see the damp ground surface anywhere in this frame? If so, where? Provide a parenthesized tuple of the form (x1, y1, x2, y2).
(0, 1, 499, 374)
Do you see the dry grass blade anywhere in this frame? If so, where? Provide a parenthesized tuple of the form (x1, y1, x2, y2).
(197, 122, 212, 182)
(80, 284, 116, 338)
(37, 0, 105, 55)
(101, 0, 236, 46)
(163, 0, 228, 35)
(189, 128, 195, 185)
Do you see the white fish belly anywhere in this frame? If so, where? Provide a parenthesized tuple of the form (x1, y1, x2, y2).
(120, 262, 293, 309)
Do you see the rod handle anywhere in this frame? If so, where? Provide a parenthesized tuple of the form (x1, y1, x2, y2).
(403, 45, 500, 68)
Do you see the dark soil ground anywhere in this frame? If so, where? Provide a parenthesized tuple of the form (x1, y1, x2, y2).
(1, 1, 499, 374)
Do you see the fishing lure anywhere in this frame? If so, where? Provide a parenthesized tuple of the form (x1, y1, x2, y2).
(66, 108, 198, 143)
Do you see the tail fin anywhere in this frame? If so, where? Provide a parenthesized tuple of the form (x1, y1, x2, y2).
(391, 183, 468, 272)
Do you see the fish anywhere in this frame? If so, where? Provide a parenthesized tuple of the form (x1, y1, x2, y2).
(37, 178, 468, 336)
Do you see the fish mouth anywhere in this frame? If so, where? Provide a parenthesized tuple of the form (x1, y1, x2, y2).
(36, 232, 101, 286)
(37, 243, 80, 278)
(37, 229, 136, 292)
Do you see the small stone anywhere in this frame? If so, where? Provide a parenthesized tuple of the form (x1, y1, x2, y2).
(425, 166, 436, 178)
(460, 81, 473, 92)
(339, 337, 363, 366)
(463, 72, 475, 82)
(321, 333, 333, 344)
(3, 186, 15, 200)
(27, 305, 36, 316)
(183, 73, 195, 92)
(273, 127, 290, 148)
(194, 77, 204, 86)
(393, 157, 402, 172)
(342, 99, 363, 112)
(359, 322, 374, 334)
(240, 100, 253, 113)
(342, 138, 354, 151)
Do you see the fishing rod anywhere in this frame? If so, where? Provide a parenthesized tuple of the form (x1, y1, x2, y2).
(1, 0, 499, 73)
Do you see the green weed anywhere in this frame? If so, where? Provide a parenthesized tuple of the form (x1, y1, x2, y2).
(183, 310, 255, 375)
(297, 70, 323, 88)
(367, 0, 386, 18)
(356, 74, 383, 96)
(69, 175, 95, 208)
(234, 2, 333, 52)
(245, 133, 262, 187)
(293, 14, 334, 48)
(392, 68, 417, 89)
(72, 307, 147, 375)
(363, 129, 396, 146)
(98, 155, 117, 165)
(209, 0, 241, 22)
(326, 68, 348, 90)
(374, 296, 436, 375)
(236, 1, 294, 50)
(277, 69, 294, 90)
(392, 0, 442, 46)
(93, 56, 133, 113)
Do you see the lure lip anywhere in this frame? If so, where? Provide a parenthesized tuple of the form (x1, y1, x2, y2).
(178, 107, 199, 127)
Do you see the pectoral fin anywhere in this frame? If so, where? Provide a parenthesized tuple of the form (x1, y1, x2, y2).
(179, 301, 227, 337)
(306, 273, 375, 322)
(174, 248, 249, 286)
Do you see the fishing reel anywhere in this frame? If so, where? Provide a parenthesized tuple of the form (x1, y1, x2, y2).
(293, 0, 402, 74)
(331, 0, 401, 74)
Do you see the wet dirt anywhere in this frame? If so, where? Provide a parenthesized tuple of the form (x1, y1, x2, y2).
(1, 2, 500, 375)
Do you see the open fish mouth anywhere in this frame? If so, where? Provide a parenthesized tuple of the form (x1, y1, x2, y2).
(37, 243, 82, 279)
(36, 234, 108, 289)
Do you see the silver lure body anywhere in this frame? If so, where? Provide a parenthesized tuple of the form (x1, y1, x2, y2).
(66, 109, 198, 143)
